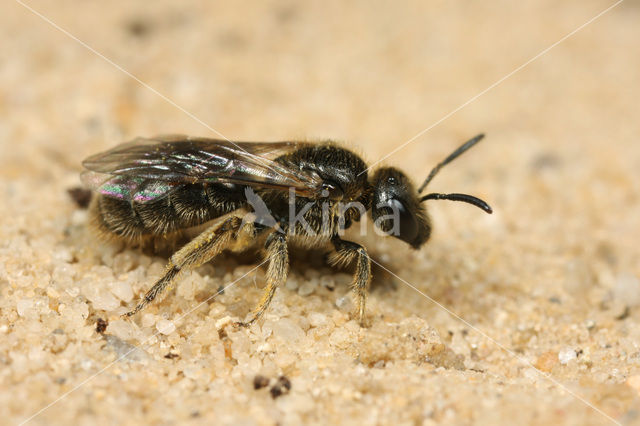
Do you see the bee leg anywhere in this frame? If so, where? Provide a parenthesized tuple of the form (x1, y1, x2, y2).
(235, 232, 288, 327)
(329, 237, 371, 326)
(124, 216, 242, 317)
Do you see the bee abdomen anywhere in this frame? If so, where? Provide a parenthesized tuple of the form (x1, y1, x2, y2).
(91, 195, 148, 241)
(91, 184, 247, 242)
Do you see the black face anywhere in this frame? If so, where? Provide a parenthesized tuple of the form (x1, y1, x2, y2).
(370, 167, 431, 249)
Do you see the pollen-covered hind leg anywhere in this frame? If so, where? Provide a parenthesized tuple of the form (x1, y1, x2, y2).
(235, 232, 288, 327)
(124, 216, 242, 317)
(329, 237, 372, 326)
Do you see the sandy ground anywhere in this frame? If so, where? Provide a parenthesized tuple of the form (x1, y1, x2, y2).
(2, 1, 640, 425)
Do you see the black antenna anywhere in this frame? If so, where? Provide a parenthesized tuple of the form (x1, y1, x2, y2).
(418, 133, 485, 193)
(420, 192, 492, 214)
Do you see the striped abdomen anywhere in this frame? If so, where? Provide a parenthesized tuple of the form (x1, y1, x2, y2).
(91, 183, 246, 242)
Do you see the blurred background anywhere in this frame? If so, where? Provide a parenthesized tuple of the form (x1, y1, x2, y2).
(2, 0, 640, 424)
(3, 1, 637, 173)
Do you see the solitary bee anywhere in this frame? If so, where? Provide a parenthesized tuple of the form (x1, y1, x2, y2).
(82, 134, 492, 326)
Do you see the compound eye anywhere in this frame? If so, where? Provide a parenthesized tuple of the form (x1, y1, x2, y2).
(388, 198, 418, 245)
(320, 181, 344, 200)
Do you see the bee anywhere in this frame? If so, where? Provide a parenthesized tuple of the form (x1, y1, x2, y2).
(82, 134, 492, 326)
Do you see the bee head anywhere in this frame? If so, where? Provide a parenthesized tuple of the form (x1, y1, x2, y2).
(371, 134, 493, 249)
(371, 167, 431, 249)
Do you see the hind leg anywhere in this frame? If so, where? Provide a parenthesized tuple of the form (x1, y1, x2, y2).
(124, 216, 243, 317)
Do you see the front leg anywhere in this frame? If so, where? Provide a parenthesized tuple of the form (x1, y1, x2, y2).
(236, 232, 289, 327)
(329, 236, 371, 326)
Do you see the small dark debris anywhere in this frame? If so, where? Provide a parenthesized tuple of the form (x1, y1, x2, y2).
(576, 349, 584, 357)
(549, 296, 562, 304)
(125, 17, 153, 38)
(55, 377, 66, 385)
(616, 306, 631, 321)
(270, 386, 284, 398)
(164, 352, 180, 359)
(96, 318, 108, 334)
(217, 327, 228, 340)
(322, 278, 335, 292)
(190, 411, 200, 418)
(279, 376, 292, 390)
(270, 375, 291, 399)
(217, 285, 226, 295)
(253, 375, 270, 390)
(67, 187, 92, 209)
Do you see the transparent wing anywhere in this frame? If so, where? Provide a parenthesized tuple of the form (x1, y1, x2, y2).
(80, 171, 180, 203)
(82, 135, 320, 203)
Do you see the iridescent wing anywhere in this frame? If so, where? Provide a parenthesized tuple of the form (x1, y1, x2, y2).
(82, 135, 321, 203)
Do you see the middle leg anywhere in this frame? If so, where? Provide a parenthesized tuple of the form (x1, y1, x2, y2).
(236, 232, 288, 327)
(329, 236, 372, 326)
